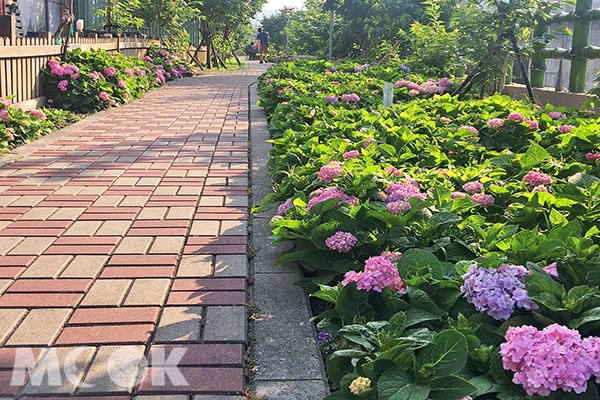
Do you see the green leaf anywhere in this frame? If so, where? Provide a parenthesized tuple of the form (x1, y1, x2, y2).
(312, 285, 340, 304)
(336, 282, 375, 325)
(274, 249, 312, 265)
(520, 142, 549, 169)
(568, 172, 600, 192)
(378, 368, 430, 400)
(469, 375, 501, 397)
(418, 330, 468, 376)
(338, 324, 380, 351)
(427, 375, 477, 400)
(569, 306, 600, 329)
(549, 208, 569, 227)
(397, 249, 442, 279)
(322, 391, 356, 400)
(387, 312, 407, 338)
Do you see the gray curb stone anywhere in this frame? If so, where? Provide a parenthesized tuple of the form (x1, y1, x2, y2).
(248, 81, 329, 399)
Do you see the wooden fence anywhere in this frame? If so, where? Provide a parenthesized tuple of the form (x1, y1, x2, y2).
(0, 32, 159, 107)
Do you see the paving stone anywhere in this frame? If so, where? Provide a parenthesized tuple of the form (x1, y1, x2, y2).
(178, 186, 203, 195)
(202, 306, 246, 343)
(114, 237, 153, 254)
(225, 196, 248, 207)
(96, 220, 132, 236)
(253, 380, 330, 400)
(120, 196, 149, 207)
(124, 279, 170, 306)
(0, 309, 27, 345)
(55, 324, 154, 345)
(63, 221, 103, 236)
(193, 396, 244, 400)
(198, 196, 224, 206)
(18, 207, 58, 220)
(149, 236, 185, 254)
(47, 207, 86, 220)
(60, 255, 108, 278)
(136, 367, 243, 394)
(9, 195, 45, 207)
(136, 396, 189, 400)
(214, 255, 247, 277)
(190, 220, 219, 236)
(20, 255, 72, 278)
(20, 347, 96, 395)
(80, 279, 132, 307)
(8, 237, 56, 255)
(137, 207, 168, 220)
(0, 279, 11, 295)
(6, 309, 71, 346)
(147, 344, 243, 366)
(220, 220, 247, 236)
(0, 237, 24, 255)
(92, 196, 124, 207)
(177, 255, 213, 277)
(154, 306, 203, 343)
(165, 207, 195, 220)
(79, 345, 146, 393)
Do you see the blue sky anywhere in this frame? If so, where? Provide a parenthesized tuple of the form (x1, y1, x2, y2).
(263, 0, 306, 11)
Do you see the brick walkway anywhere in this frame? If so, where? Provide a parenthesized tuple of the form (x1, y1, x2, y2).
(0, 65, 265, 398)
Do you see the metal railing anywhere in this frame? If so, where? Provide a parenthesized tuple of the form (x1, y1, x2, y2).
(531, 0, 600, 92)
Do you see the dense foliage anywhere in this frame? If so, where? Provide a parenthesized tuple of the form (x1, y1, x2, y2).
(257, 59, 600, 400)
(0, 97, 80, 152)
(42, 46, 193, 114)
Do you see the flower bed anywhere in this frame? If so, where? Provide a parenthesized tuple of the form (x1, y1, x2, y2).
(0, 97, 80, 152)
(257, 59, 600, 400)
(43, 45, 195, 114)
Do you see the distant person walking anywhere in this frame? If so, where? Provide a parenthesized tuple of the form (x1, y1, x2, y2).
(257, 27, 269, 63)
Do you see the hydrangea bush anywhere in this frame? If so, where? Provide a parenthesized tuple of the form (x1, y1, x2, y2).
(257, 59, 600, 400)
(0, 96, 80, 151)
(43, 46, 194, 114)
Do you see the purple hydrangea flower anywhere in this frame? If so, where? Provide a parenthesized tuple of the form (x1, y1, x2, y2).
(462, 181, 484, 194)
(325, 231, 358, 252)
(324, 96, 339, 103)
(278, 198, 293, 216)
(461, 263, 538, 320)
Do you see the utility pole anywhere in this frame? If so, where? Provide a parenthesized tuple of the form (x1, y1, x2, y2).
(282, 7, 293, 56)
(328, 9, 333, 60)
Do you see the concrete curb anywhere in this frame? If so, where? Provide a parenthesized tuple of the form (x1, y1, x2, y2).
(248, 81, 329, 400)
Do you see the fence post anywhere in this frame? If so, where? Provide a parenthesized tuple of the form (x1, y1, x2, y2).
(530, 19, 548, 88)
(569, 0, 594, 92)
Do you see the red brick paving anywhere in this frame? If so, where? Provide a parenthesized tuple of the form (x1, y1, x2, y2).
(0, 68, 262, 396)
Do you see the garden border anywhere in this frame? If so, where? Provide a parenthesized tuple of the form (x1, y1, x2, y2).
(248, 80, 330, 400)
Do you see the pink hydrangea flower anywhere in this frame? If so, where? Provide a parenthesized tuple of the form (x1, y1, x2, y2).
(133, 67, 145, 76)
(523, 171, 552, 186)
(325, 231, 358, 253)
(0, 109, 9, 122)
(278, 198, 293, 216)
(362, 138, 376, 148)
(507, 112, 525, 122)
(63, 65, 80, 79)
(90, 71, 103, 81)
(383, 166, 401, 176)
(99, 91, 110, 101)
(451, 192, 467, 199)
(380, 251, 402, 264)
(458, 126, 479, 134)
(546, 111, 565, 120)
(431, 169, 448, 177)
(58, 80, 69, 91)
(306, 187, 358, 211)
(104, 67, 116, 77)
(318, 161, 344, 183)
(558, 124, 576, 134)
(124, 68, 134, 77)
(408, 89, 420, 97)
(385, 183, 426, 201)
(386, 200, 411, 215)
(0, 97, 11, 108)
(29, 109, 46, 120)
(117, 80, 127, 89)
(48, 59, 65, 75)
(330, 81, 341, 86)
(439, 117, 451, 123)
(586, 153, 600, 161)
(343, 150, 359, 159)
(5, 127, 14, 140)
(342, 256, 407, 292)
(488, 118, 504, 128)
(501, 324, 600, 396)
(341, 93, 360, 102)
(462, 181, 484, 194)
(544, 262, 558, 277)
(471, 193, 494, 207)
(524, 120, 539, 129)
(532, 185, 548, 193)
(143, 56, 153, 62)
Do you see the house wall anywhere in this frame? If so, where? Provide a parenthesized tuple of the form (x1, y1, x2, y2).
(541, 0, 600, 92)
(18, 0, 64, 34)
